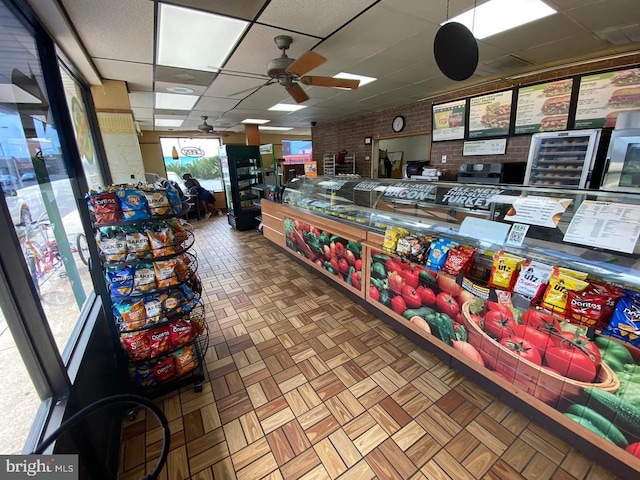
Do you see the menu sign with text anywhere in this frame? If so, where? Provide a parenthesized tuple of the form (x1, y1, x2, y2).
(436, 186, 507, 209)
(574, 68, 640, 129)
(504, 196, 572, 228)
(432, 100, 466, 141)
(563, 201, 640, 254)
(469, 90, 513, 138)
(514, 79, 573, 134)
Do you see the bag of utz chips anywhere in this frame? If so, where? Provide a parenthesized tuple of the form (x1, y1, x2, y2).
(488, 251, 525, 290)
(513, 259, 552, 300)
(603, 290, 640, 347)
(541, 267, 588, 315)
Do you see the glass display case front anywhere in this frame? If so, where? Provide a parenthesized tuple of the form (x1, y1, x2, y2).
(283, 176, 640, 288)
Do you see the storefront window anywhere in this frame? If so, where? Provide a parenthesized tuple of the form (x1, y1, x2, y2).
(160, 137, 223, 192)
(0, 0, 93, 452)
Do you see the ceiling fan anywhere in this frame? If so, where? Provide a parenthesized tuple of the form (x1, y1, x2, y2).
(233, 35, 360, 103)
(196, 116, 232, 137)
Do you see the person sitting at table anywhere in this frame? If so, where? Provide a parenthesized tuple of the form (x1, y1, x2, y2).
(182, 173, 221, 218)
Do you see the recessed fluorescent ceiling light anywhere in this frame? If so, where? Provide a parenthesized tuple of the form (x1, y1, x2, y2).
(333, 72, 377, 87)
(269, 103, 306, 112)
(155, 119, 184, 127)
(443, 0, 556, 39)
(259, 126, 293, 131)
(155, 92, 199, 110)
(241, 118, 271, 124)
(157, 3, 248, 71)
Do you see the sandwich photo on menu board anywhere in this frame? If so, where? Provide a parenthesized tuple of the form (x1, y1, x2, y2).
(575, 67, 640, 129)
(514, 79, 573, 134)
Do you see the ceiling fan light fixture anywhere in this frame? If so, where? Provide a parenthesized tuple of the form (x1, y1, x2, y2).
(241, 118, 271, 124)
(333, 72, 376, 87)
(268, 103, 307, 112)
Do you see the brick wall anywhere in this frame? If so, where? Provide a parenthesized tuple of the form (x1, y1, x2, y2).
(313, 53, 640, 178)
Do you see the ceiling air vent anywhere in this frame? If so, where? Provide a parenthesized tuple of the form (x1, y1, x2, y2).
(475, 54, 534, 76)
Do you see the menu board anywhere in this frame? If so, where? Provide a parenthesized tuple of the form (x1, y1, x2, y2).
(563, 200, 640, 253)
(574, 67, 640, 129)
(468, 90, 513, 138)
(432, 100, 466, 141)
(514, 79, 573, 134)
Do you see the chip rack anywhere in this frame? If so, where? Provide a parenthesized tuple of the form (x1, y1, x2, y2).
(85, 186, 209, 397)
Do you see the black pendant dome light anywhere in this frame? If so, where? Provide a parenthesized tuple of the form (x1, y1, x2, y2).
(434, 0, 479, 81)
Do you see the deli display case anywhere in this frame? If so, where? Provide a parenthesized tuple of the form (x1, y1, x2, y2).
(263, 176, 640, 478)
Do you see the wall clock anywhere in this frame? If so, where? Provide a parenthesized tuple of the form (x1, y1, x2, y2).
(392, 115, 405, 133)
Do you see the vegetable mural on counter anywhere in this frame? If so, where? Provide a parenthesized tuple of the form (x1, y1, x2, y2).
(284, 217, 362, 290)
(369, 225, 640, 459)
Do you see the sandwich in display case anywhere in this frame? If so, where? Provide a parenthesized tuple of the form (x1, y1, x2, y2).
(264, 176, 640, 478)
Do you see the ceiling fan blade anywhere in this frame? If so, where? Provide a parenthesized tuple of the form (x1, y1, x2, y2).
(286, 51, 327, 77)
(286, 83, 310, 103)
(300, 76, 360, 89)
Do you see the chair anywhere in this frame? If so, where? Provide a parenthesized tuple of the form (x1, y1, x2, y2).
(185, 187, 202, 221)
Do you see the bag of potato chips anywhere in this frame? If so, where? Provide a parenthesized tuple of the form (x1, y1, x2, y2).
(541, 267, 588, 315)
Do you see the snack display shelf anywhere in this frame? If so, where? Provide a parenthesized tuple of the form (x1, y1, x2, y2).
(264, 178, 640, 478)
(116, 294, 203, 334)
(87, 185, 209, 397)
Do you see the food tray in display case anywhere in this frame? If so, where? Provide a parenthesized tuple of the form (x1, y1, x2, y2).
(86, 185, 209, 395)
(279, 176, 640, 477)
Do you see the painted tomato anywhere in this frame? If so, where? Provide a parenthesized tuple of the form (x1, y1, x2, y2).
(385, 258, 401, 274)
(500, 336, 542, 365)
(626, 442, 640, 459)
(350, 272, 361, 290)
(485, 302, 515, 322)
(403, 269, 420, 289)
(436, 292, 460, 318)
(329, 257, 340, 273)
(416, 286, 436, 307)
(355, 259, 362, 271)
(521, 309, 560, 332)
(483, 310, 516, 341)
(511, 324, 553, 359)
(551, 331, 602, 367)
(388, 271, 405, 294)
(334, 242, 346, 257)
(369, 286, 380, 301)
(437, 273, 461, 297)
(391, 295, 407, 315)
(544, 346, 597, 382)
(402, 286, 422, 309)
(338, 258, 350, 275)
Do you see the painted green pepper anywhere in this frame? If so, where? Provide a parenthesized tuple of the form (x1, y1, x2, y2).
(371, 262, 387, 280)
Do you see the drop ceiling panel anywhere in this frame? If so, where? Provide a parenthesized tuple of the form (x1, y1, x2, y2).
(129, 92, 153, 108)
(132, 107, 153, 120)
(347, 54, 416, 80)
(61, 0, 154, 63)
(155, 81, 208, 96)
(93, 58, 153, 91)
(203, 73, 268, 98)
(160, 0, 268, 20)
(567, 0, 640, 31)
(481, 13, 585, 52)
(385, 63, 442, 84)
(550, 0, 608, 9)
(380, 0, 476, 24)
(155, 66, 217, 87)
(378, 25, 440, 64)
(315, 4, 432, 59)
(257, 0, 377, 37)
(195, 96, 242, 112)
(223, 24, 319, 76)
(516, 34, 614, 65)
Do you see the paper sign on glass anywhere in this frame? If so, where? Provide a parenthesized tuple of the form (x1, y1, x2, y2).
(459, 217, 510, 245)
(504, 196, 572, 228)
(563, 201, 640, 254)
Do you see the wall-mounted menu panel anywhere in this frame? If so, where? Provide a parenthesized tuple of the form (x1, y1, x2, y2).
(575, 67, 640, 129)
(432, 99, 466, 141)
(514, 79, 574, 134)
(468, 90, 513, 138)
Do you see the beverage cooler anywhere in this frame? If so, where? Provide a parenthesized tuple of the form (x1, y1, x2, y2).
(523, 129, 610, 188)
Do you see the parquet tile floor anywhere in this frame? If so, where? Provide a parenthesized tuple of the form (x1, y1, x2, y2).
(118, 217, 619, 480)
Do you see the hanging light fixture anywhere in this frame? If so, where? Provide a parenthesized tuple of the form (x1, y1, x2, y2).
(171, 146, 179, 161)
(434, 0, 479, 81)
